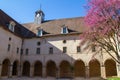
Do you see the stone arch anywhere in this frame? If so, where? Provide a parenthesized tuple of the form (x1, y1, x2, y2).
(46, 60, 57, 77)
(34, 61, 42, 77)
(12, 60, 19, 76)
(105, 59, 117, 77)
(74, 60, 85, 77)
(1, 59, 10, 76)
(89, 59, 101, 77)
(22, 61, 30, 76)
(59, 60, 71, 78)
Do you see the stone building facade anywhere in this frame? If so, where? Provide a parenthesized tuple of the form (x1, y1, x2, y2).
(0, 9, 119, 79)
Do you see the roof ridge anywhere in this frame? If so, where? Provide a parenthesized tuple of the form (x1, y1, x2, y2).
(23, 17, 84, 24)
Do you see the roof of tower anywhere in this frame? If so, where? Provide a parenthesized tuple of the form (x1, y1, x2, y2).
(35, 10, 45, 16)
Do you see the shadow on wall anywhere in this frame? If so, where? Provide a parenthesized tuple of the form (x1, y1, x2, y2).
(21, 37, 117, 78)
(1, 36, 117, 78)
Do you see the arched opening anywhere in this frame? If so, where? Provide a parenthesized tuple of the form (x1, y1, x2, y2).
(74, 60, 85, 77)
(59, 60, 71, 78)
(46, 60, 56, 77)
(12, 61, 19, 76)
(22, 61, 30, 76)
(89, 59, 101, 77)
(34, 61, 42, 77)
(105, 59, 117, 77)
(1, 59, 10, 76)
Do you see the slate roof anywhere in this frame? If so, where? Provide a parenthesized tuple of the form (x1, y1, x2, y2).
(0, 9, 35, 38)
(0, 9, 88, 38)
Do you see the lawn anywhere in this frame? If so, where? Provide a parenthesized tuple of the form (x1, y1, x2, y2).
(107, 77, 120, 80)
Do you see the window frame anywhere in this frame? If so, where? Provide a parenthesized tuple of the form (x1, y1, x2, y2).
(37, 42, 41, 46)
(63, 40, 67, 44)
(49, 47, 53, 54)
(63, 47, 67, 53)
(36, 48, 40, 54)
(77, 46, 81, 53)
(37, 29, 43, 36)
(26, 48, 29, 55)
(8, 21, 16, 32)
(7, 44, 11, 52)
(61, 26, 68, 34)
(92, 45, 96, 52)
(17, 47, 19, 54)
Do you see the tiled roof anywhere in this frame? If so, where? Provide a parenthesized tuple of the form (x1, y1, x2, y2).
(0, 9, 88, 38)
(23, 17, 87, 36)
(0, 9, 35, 38)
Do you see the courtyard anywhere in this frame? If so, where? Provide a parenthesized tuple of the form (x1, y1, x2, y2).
(0, 77, 104, 80)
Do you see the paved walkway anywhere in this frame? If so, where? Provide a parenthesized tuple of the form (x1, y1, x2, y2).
(1, 77, 56, 80)
(1, 77, 105, 80)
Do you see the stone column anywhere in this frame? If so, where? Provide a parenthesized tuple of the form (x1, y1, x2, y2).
(116, 63, 120, 77)
(18, 64, 21, 77)
(9, 64, 13, 78)
(0, 64, 2, 78)
(56, 67, 60, 78)
(85, 66, 89, 78)
(20, 64, 23, 77)
(101, 65, 106, 79)
(42, 65, 46, 78)
(30, 65, 34, 77)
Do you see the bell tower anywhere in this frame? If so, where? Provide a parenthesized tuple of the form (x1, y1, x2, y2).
(34, 9, 45, 24)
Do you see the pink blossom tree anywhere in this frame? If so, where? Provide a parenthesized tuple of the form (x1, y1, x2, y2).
(83, 0, 120, 63)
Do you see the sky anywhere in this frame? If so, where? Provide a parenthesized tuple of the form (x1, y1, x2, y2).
(0, 0, 87, 23)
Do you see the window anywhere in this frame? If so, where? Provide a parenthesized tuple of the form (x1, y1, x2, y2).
(37, 29, 43, 36)
(9, 37, 11, 41)
(61, 26, 68, 34)
(8, 21, 15, 32)
(108, 47, 111, 51)
(63, 47, 67, 53)
(21, 49, 23, 55)
(63, 40, 66, 44)
(17, 48, 19, 54)
(77, 46, 81, 52)
(108, 46, 112, 51)
(26, 48, 29, 55)
(49, 47, 53, 54)
(36, 48, 40, 54)
(8, 44, 11, 51)
(37, 42, 41, 46)
(63, 27, 67, 33)
(92, 45, 96, 52)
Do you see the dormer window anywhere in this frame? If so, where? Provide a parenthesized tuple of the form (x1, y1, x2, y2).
(8, 21, 16, 32)
(37, 28, 43, 36)
(61, 26, 68, 34)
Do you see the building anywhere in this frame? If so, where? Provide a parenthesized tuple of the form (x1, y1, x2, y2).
(0, 9, 119, 79)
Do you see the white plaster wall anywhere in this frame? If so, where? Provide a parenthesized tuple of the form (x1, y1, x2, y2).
(0, 27, 22, 64)
(22, 34, 111, 66)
